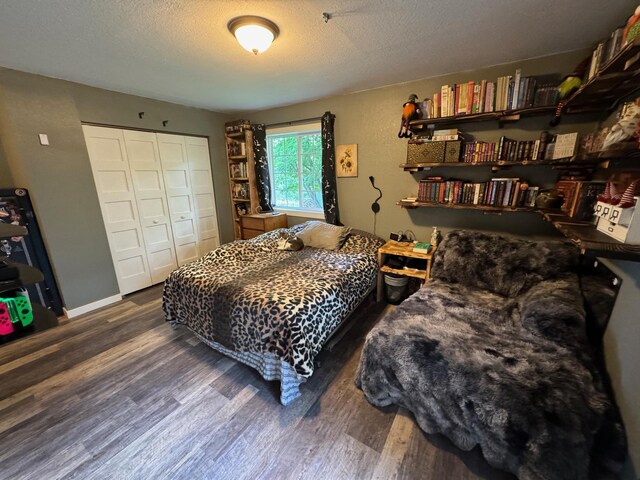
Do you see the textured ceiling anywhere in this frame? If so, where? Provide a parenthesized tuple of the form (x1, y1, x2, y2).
(0, 0, 635, 112)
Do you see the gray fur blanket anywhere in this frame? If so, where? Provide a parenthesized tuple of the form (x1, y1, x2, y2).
(356, 230, 626, 479)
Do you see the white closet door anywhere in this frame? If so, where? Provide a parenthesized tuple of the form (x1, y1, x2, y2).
(185, 136, 220, 254)
(123, 130, 178, 283)
(82, 125, 152, 294)
(156, 133, 199, 266)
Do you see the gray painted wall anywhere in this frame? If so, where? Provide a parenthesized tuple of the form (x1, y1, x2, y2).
(246, 49, 639, 474)
(247, 49, 600, 240)
(0, 67, 233, 309)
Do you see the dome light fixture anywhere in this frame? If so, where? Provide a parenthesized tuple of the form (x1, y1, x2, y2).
(227, 16, 279, 55)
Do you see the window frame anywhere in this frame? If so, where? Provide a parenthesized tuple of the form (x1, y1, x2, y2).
(266, 123, 324, 219)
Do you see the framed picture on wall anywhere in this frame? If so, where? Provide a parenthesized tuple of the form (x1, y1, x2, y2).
(336, 144, 358, 177)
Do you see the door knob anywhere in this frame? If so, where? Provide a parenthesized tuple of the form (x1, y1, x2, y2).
(153, 220, 159, 224)
(180, 215, 186, 219)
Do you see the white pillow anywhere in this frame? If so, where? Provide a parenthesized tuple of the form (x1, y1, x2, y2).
(297, 221, 351, 251)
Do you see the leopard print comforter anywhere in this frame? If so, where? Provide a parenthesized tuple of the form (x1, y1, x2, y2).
(162, 225, 383, 381)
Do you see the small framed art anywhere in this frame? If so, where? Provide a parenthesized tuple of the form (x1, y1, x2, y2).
(336, 144, 358, 177)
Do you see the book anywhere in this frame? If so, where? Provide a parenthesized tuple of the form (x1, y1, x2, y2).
(441, 85, 449, 117)
(512, 69, 522, 109)
(413, 242, 431, 253)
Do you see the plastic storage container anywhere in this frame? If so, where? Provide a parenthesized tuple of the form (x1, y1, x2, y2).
(384, 274, 409, 305)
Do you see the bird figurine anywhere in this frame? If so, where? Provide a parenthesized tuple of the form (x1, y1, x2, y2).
(398, 94, 420, 138)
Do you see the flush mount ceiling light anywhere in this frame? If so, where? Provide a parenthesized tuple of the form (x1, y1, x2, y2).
(227, 16, 279, 55)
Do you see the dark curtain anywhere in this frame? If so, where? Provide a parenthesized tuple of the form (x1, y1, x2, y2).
(321, 111, 341, 225)
(251, 123, 273, 212)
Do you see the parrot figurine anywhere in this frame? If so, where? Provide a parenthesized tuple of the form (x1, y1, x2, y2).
(398, 94, 420, 138)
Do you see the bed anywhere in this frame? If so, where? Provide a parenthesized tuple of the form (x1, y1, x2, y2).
(162, 223, 384, 405)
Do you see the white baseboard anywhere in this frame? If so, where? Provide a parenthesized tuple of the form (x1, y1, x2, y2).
(63, 294, 122, 319)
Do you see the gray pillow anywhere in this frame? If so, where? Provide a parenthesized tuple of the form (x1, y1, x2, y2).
(297, 221, 351, 251)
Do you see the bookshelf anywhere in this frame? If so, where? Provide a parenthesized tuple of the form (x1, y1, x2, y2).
(397, 33, 640, 262)
(399, 148, 640, 172)
(539, 210, 640, 261)
(225, 120, 260, 240)
(563, 39, 640, 113)
(409, 106, 556, 131)
(397, 200, 536, 213)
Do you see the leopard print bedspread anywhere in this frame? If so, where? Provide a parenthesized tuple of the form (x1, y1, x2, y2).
(162, 225, 383, 378)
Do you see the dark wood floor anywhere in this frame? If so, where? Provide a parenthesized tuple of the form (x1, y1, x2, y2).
(0, 285, 514, 480)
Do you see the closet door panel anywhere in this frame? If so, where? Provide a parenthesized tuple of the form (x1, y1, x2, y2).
(82, 125, 152, 294)
(157, 133, 198, 266)
(124, 130, 177, 283)
(185, 136, 220, 253)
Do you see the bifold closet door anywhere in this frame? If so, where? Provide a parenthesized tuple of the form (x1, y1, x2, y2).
(82, 125, 153, 294)
(185, 136, 220, 254)
(156, 133, 199, 266)
(123, 130, 178, 283)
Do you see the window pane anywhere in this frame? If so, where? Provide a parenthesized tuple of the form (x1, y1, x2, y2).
(267, 131, 323, 212)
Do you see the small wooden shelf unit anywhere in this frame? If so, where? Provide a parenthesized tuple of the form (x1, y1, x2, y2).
(377, 240, 436, 302)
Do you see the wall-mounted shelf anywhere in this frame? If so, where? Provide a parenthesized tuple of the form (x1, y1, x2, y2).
(539, 211, 640, 262)
(563, 39, 640, 113)
(225, 121, 259, 239)
(409, 106, 556, 132)
(399, 148, 639, 172)
(398, 199, 537, 213)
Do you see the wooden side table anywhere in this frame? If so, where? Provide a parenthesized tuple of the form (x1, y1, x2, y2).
(240, 212, 288, 239)
(377, 240, 436, 302)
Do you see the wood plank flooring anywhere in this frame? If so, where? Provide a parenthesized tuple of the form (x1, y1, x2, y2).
(0, 285, 514, 480)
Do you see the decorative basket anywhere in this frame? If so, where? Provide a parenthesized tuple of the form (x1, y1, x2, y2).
(407, 140, 461, 164)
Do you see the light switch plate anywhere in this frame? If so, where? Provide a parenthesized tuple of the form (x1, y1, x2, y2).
(38, 133, 49, 146)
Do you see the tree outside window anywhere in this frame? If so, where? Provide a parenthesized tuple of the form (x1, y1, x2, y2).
(267, 128, 323, 215)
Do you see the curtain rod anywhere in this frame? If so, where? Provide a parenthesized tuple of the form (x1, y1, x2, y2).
(265, 116, 322, 129)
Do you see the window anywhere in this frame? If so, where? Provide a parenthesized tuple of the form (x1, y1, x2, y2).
(267, 123, 323, 218)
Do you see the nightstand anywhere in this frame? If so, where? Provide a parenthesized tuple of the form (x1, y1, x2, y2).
(240, 212, 288, 239)
(377, 240, 436, 302)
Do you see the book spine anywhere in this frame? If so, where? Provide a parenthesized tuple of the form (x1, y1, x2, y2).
(441, 85, 448, 117)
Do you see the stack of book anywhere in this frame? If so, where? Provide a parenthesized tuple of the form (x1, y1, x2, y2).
(463, 142, 496, 163)
(417, 177, 540, 208)
(554, 180, 607, 219)
(414, 129, 462, 142)
(587, 27, 627, 80)
(461, 131, 578, 163)
(495, 69, 541, 111)
(232, 183, 249, 199)
(422, 70, 559, 119)
(230, 162, 248, 178)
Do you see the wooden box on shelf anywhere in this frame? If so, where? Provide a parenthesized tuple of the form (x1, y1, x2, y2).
(240, 212, 288, 240)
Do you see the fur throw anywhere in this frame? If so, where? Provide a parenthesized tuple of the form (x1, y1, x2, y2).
(356, 230, 626, 479)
